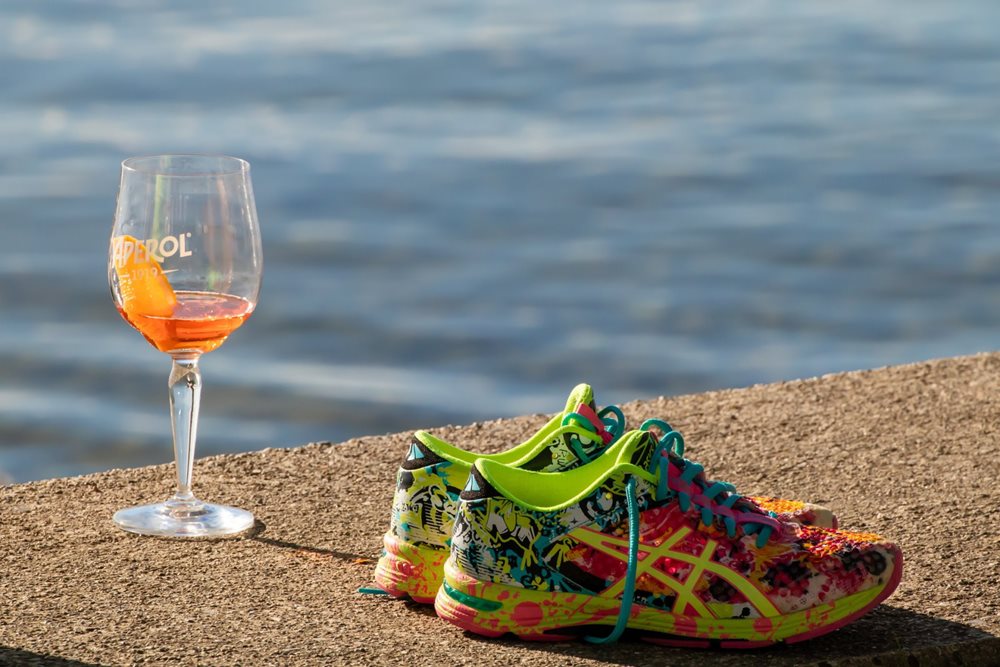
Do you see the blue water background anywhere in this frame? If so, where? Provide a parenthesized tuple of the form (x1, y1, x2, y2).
(0, 1, 998, 482)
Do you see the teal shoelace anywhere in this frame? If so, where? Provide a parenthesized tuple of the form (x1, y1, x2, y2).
(585, 476, 640, 645)
(641, 418, 779, 547)
(586, 423, 782, 644)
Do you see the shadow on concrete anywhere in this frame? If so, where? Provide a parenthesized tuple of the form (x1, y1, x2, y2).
(250, 520, 373, 562)
(0, 648, 105, 666)
(459, 605, 1000, 667)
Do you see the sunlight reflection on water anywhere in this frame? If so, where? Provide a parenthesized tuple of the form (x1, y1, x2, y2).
(0, 0, 997, 481)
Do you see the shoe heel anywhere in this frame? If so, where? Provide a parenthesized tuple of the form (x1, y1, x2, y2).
(373, 534, 447, 604)
(434, 559, 604, 641)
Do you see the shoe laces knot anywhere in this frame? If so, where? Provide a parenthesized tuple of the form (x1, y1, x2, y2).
(560, 404, 627, 463)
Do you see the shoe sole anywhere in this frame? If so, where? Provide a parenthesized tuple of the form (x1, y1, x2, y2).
(373, 534, 447, 605)
(434, 550, 903, 647)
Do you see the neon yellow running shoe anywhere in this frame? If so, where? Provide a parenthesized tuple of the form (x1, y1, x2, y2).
(373, 385, 836, 603)
(435, 430, 902, 646)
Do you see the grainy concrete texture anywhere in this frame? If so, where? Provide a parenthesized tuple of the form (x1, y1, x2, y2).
(2, 353, 1000, 666)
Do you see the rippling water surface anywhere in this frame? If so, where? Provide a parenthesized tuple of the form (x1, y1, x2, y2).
(0, 1, 998, 481)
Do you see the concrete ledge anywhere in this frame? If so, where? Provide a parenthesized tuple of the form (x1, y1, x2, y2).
(2, 354, 999, 666)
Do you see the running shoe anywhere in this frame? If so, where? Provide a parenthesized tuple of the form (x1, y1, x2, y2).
(373, 385, 836, 603)
(435, 429, 902, 646)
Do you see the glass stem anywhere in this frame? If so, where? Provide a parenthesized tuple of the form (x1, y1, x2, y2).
(168, 355, 202, 503)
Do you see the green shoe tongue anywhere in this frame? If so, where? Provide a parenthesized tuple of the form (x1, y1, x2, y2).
(563, 383, 597, 415)
(616, 430, 658, 470)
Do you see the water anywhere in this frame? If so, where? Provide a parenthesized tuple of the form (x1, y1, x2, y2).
(1, 1, 998, 482)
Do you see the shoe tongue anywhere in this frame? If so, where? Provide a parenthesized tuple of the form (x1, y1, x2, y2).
(615, 430, 658, 470)
(563, 383, 597, 415)
(562, 383, 615, 445)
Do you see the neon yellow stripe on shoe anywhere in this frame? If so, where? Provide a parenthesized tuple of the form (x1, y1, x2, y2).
(571, 525, 781, 618)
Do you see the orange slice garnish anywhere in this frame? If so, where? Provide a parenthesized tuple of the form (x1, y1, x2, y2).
(112, 234, 177, 317)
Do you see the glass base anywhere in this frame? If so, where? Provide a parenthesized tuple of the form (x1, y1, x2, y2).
(113, 497, 254, 538)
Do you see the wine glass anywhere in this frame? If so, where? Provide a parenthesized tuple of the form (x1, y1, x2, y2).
(109, 154, 262, 538)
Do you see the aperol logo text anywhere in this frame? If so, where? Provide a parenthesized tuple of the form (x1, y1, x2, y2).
(111, 234, 193, 268)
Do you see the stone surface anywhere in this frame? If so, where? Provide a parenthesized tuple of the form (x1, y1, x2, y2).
(1, 353, 999, 666)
